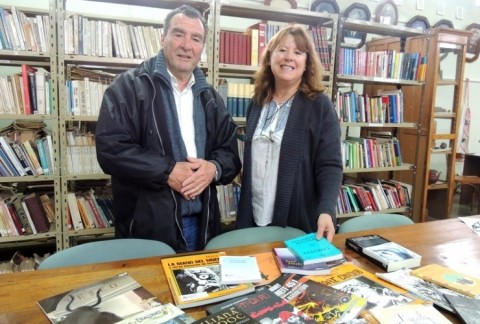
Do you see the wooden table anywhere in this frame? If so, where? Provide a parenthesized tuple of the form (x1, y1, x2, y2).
(1, 216, 479, 323)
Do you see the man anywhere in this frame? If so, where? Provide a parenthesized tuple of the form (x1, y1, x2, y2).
(95, 5, 241, 252)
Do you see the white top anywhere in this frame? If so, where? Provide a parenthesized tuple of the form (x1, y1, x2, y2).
(169, 70, 197, 157)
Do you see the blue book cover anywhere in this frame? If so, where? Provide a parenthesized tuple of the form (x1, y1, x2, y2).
(284, 233, 343, 265)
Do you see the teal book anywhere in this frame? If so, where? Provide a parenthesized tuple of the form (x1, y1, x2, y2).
(284, 233, 344, 265)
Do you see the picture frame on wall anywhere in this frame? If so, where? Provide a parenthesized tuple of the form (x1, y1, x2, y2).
(375, 0, 398, 25)
(310, 0, 339, 14)
(342, 3, 371, 49)
(264, 0, 297, 9)
(406, 15, 430, 32)
(433, 19, 454, 30)
(466, 23, 480, 63)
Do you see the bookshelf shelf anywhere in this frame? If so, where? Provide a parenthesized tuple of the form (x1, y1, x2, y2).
(343, 164, 414, 174)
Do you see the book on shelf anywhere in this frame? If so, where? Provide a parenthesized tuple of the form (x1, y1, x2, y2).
(219, 255, 262, 285)
(309, 263, 419, 313)
(267, 273, 367, 323)
(345, 234, 421, 272)
(207, 287, 315, 324)
(117, 303, 196, 324)
(37, 272, 162, 323)
(369, 303, 453, 324)
(284, 233, 344, 265)
(410, 264, 480, 298)
(444, 293, 480, 324)
(160, 251, 255, 309)
(23, 193, 50, 233)
(376, 268, 464, 313)
(272, 247, 344, 276)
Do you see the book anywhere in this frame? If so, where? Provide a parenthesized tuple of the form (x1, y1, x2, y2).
(267, 273, 367, 323)
(411, 264, 480, 298)
(284, 233, 344, 265)
(207, 287, 315, 324)
(117, 303, 196, 324)
(444, 294, 480, 324)
(161, 252, 255, 309)
(273, 247, 344, 276)
(250, 251, 282, 287)
(345, 234, 421, 272)
(23, 193, 50, 233)
(194, 305, 259, 324)
(309, 263, 418, 312)
(376, 268, 464, 313)
(219, 255, 262, 285)
(369, 303, 453, 323)
(37, 272, 162, 323)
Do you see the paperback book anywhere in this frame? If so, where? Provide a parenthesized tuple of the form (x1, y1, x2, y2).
(444, 294, 480, 324)
(193, 305, 260, 324)
(284, 233, 344, 265)
(37, 272, 162, 323)
(345, 234, 421, 272)
(369, 303, 453, 324)
(219, 255, 262, 285)
(117, 303, 196, 324)
(410, 264, 480, 298)
(273, 247, 344, 276)
(250, 251, 282, 286)
(376, 268, 464, 312)
(205, 287, 316, 324)
(161, 252, 255, 309)
(267, 273, 367, 324)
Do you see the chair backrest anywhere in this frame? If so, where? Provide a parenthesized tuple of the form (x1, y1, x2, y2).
(204, 226, 306, 250)
(38, 238, 175, 270)
(337, 214, 414, 234)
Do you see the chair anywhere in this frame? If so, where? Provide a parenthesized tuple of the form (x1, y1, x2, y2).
(337, 214, 414, 234)
(453, 175, 480, 214)
(38, 238, 175, 270)
(204, 226, 306, 250)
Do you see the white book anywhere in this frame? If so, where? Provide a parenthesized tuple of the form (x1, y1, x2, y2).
(21, 200, 37, 234)
(67, 192, 84, 230)
(0, 136, 26, 176)
(35, 70, 46, 115)
(219, 255, 262, 285)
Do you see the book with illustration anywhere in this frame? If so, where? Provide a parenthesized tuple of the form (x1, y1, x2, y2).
(273, 247, 344, 276)
(444, 293, 480, 324)
(250, 251, 282, 286)
(410, 264, 480, 298)
(37, 272, 162, 323)
(117, 303, 196, 324)
(284, 233, 344, 265)
(369, 303, 453, 324)
(346, 234, 421, 272)
(161, 252, 255, 309)
(267, 273, 367, 323)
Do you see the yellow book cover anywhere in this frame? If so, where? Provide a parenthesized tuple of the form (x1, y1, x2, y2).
(250, 251, 281, 286)
(410, 264, 480, 298)
(307, 263, 422, 317)
(161, 252, 255, 309)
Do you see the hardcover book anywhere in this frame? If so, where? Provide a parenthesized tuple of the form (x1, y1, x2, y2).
(376, 268, 464, 312)
(267, 273, 367, 324)
(219, 255, 262, 285)
(37, 272, 162, 323)
(273, 247, 344, 276)
(345, 234, 421, 272)
(444, 294, 480, 324)
(284, 233, 344, 265)
(206, 288, 315, 324)
(410, 264, 480, 298)
(369, 303, 453, 324)
(161, 252, 255, 309)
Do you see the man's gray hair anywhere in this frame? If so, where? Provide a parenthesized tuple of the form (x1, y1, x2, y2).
(164, 5, 208, 43)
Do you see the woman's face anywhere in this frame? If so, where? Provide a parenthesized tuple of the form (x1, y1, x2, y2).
(270, 34, 307, 87)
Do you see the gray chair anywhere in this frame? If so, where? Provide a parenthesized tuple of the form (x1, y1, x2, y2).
(204, 226, 306, 250)
(38, 238, 175, 270)
(337, 213, 414, 234)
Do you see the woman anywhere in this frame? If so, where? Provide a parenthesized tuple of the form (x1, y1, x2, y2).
(236, 25, 343, 241)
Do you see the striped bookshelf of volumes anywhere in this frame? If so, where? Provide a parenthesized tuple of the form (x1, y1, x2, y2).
(0, 2, 62, 255)
(334, 18, 427, 220)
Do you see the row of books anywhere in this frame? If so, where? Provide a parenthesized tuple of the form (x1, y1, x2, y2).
(0, 7, 50, 52)
(335, 89, 404, 123)
(220, 23, 332, 71)
(0, 65, 53, 116)
(338, 47, 427, 81)
(64, 14, 163, 59)
(217, 183, 240, 223)
(0, 192, 54, 237)
(337, 179, 411, 214)
(0, 134, 55, 177)
(65, 129, 102, 175)
(224, 83, 254, 118)
(342, 135, 403, 170)
(66, 190, 114, 231)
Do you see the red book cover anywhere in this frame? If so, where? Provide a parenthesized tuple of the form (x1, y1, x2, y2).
(23, 193, 49, 233)
(21, 64, 32, 115)
(220, 31, 226, 64)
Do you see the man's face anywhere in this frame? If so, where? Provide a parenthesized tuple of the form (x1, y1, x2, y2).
(162, 13, 205, 82)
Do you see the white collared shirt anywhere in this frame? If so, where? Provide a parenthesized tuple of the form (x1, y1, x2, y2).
(168, 70, 197, 157)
